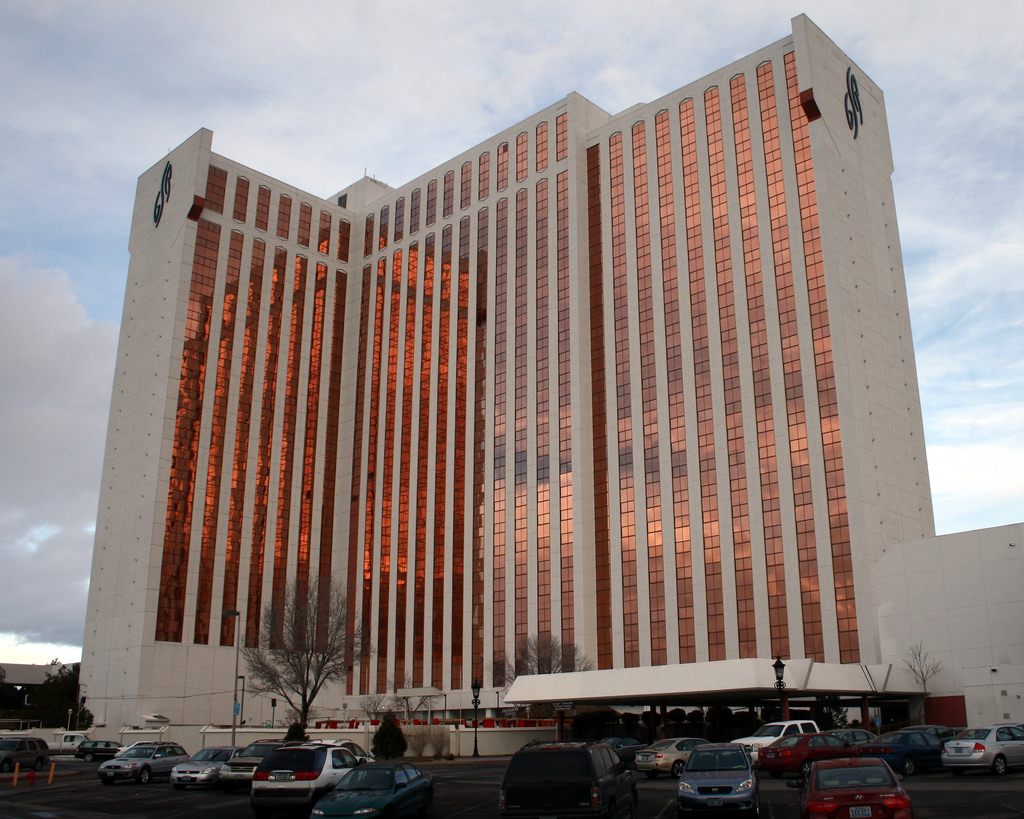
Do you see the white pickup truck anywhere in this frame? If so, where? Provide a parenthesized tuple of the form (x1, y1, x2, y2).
(732, 719, 821, 761)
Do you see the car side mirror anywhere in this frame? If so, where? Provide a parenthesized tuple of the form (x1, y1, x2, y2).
(396, 781, 407, 789)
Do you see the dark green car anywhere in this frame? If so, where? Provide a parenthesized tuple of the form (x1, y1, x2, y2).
(310, 762, 434, 818)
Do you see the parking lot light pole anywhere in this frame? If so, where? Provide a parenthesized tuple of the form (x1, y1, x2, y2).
(773, 656, 789, 720)
(471, 680, 482, 758)
(224, 609, 241, 745)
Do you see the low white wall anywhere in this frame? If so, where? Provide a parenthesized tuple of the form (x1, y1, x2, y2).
(86, 722, 557, 758)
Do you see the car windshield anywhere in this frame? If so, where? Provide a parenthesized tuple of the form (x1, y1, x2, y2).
(191, 748, 231, 762)
(816, 765, 895, 790)
(336, 767, 394, 790)
(123, 747, 157, 759)
(504, 751, 590, 783)
(751, 724, 784, 738)
(259, 748, 325, 771)
(240, 743, 278, 757)
(687, 750, 748, 771)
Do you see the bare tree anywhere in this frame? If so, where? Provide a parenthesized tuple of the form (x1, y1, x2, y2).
(390, 676, 434, 721)
(903, 641, 943, 692)
(359, 692, 389, 721)
(243, 576, 362, 731)
(504, 634, 593, 687)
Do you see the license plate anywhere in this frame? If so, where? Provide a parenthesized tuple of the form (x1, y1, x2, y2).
(180, 776, 193, 782)
(850, 808, 872, 818)
(953, 747, 968, 754)
(707, 797, 723, 807)
(270, 772, 293, 781)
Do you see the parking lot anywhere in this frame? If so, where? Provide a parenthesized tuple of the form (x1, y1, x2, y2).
(1, 757, 1024, 818)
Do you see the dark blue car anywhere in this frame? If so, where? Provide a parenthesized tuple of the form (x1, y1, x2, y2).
(857, 729, 943, 775)
(310, 761, 433, 817)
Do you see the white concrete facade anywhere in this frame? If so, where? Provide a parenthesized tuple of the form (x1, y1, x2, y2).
(876, 523, 1024, 725)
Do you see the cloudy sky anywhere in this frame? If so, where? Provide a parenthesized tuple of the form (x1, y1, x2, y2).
(1, 0, 1021, 666)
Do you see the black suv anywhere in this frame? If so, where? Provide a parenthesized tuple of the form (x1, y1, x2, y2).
(499, 741, 637, 819)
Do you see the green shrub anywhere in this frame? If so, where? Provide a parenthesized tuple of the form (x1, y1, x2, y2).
(372, 712, 408, 759)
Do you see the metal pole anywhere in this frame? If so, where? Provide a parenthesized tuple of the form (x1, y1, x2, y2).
(472, 699, 480, 757)
(224, 609, 241, 746)
(471, 679, 482, 758)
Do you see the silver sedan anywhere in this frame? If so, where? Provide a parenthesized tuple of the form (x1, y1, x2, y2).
(635, 737, 708, 778)
(942, 724, 1024, 775)
(170, 746, 240, 789)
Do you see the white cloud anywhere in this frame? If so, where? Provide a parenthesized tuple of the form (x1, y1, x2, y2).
(0, 258, 117, 648)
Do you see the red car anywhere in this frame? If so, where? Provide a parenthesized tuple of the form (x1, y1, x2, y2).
(758, 733, 854, 778)
(790, 757, 913, 819)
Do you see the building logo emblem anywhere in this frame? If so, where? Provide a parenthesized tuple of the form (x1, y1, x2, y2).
(153, 161, 172, 226)
(845, 67, 863, 139)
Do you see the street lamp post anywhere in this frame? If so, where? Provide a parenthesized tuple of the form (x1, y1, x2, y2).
(224, 609, 241, 746)
(773, 656, 789, 720)
(471, 679, 482, 758)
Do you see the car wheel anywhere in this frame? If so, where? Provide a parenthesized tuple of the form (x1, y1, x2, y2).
(0, 759, 12, 773)
(992, 755, 1007, 776)
(138, 766, 152, 784)
(672, 759, 686, 777)
(419, 790, 434, 818)
(83, 752, 95, 763)
(34, 757, 45, 772)
(627, 792, 639, 818)
(901, 756, 915, 776)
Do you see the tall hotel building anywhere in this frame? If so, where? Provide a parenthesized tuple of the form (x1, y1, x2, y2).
(83, 15, 950, 729)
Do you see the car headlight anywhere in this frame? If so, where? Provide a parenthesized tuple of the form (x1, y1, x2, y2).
(311, 810, 325, 817)
(201, 766, 218, 774)
(122, 762, 138, 769)
(734, 778, 754, 794)
(678, 781, 695, 794)
(353, 809, 381, 815)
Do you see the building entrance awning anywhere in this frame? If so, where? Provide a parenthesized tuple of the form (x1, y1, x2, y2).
(505, 658, 922, 708)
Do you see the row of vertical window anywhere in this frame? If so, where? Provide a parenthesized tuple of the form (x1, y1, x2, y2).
(206, 165, 352, 263)
(363, 114, 569, 258)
